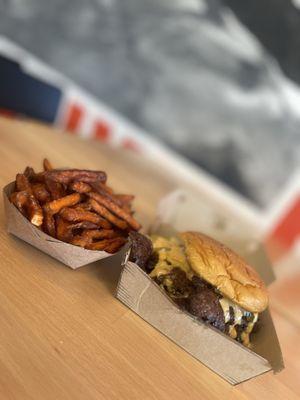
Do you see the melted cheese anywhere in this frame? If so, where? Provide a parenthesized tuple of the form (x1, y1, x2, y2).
(219, 297, 258, 346)
(241, 332, 250, 347)
(219, 298, 244, 325)
(149, 235, 193, 279)
(228, 325, 237, 339)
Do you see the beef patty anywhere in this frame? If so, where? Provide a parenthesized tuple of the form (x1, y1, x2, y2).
(129, 232, 153, 271)
(187, 287, 225, 332)
(154, 268, 225, 332)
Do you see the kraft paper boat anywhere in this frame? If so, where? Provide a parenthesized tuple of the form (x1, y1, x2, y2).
(3, 182, 124, 269)
(116, 190, 284, 384)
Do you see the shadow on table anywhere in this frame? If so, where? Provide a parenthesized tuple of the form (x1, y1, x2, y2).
(90, 247, 127, 295)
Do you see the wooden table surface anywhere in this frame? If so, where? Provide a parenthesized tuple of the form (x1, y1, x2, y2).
(0, 117, 299, 400)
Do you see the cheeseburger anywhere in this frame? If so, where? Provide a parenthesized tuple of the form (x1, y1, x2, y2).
(129, 231, 269, 347)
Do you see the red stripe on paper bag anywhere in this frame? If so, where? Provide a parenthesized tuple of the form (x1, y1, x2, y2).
(93, 119, 111, 142)
(122, 137, 141, 152)
(266, 196, 300, 259)
(65, 103, 84, 133)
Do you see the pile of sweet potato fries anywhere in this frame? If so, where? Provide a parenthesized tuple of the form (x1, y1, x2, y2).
(9, 159, 141, 253)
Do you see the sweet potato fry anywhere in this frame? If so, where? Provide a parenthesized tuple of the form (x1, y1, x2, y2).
(44, 193, 81, 215)
(43, 209, 56, 237)
(122, 204, 132, 214)
(88, 192, 141, 230)
(69, 181, 92, 194)
(91, 181, 114, 195)
(15, 176, 41, 230)
(56, 217, 73, 242)
(56, 218, 100, 242)
(86, 237, 126, 252)
(15, 173, 32, 193)
(90, 182, 123, 207)
(84, 238, 113, 251)
(26, 195, 43, 226)
(10, 184, 43, 226)
(45, 179, 65, 200)
(59, 207, 112, 229)
(31, 171, 46, 183)
(82, 181, 133, 211)
(72, 221, 99, 230)
(114, 194, 135, 205)
(73, 201, 92, 212)
(114, 194, 134, 213)
(103, 237, 126, 253)
(23, 166, 35, 180)
(89, 199, 128, 230)
(32, 183, 51, 204)
(70, 235, 91, 248)
(43, 158, 53, 171)
(82, 229, 120, 240)
(10, 191, 28, 215)
(45, 169, 107, 184)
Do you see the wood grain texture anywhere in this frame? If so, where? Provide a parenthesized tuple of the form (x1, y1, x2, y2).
(0, 117, 299, 399)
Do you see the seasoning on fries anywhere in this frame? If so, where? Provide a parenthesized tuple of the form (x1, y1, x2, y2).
(9, 159, 141, 254)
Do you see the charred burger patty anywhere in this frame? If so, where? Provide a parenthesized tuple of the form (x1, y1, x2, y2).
(154, 268, 257, 345)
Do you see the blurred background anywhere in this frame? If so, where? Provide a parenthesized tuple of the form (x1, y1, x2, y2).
(0, 0, 299, 265)
(0, 1, 300, 389)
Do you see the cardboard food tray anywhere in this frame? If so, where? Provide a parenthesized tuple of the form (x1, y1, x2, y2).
(3, 182, 121, 269)
(116, 190, 284, 385)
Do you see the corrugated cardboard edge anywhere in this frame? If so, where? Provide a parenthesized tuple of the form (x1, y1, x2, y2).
(116, 256, 272, 385)
(3, 182, 124, 269)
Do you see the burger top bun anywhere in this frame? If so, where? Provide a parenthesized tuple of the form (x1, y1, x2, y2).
(180, 231, 269, 313)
